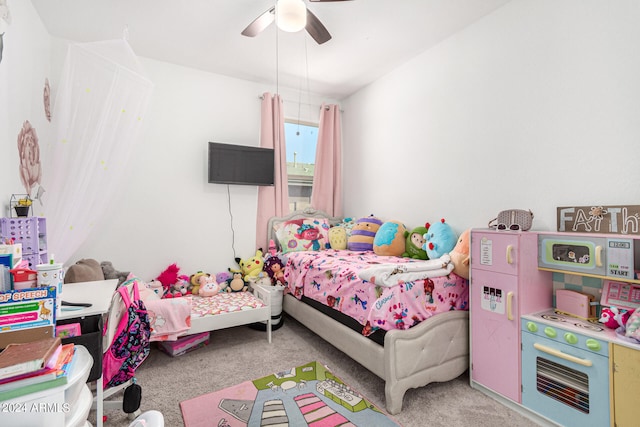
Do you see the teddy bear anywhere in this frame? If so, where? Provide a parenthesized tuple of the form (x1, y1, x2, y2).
(402, 225, 429, 259)
(422, 219, 458, 260)
(100, 261, 130, 286)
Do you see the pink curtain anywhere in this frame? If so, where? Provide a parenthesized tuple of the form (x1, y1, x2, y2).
(255, 92, 289, 251)
(310, 104, 343, 217)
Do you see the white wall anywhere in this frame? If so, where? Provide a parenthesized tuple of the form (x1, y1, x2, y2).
(7, 0, 640, 280)
(3, 1, 334, 280)
(0, 1, 51, 214)
(71, 59, 334, 280)
(341, 0, 640, 236)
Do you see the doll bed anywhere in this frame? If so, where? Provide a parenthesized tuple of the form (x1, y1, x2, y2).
(145, 289, 273, 344)
(268, 208, 470, 415)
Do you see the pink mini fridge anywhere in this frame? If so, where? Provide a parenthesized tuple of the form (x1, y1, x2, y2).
(470, 229, 552, 403)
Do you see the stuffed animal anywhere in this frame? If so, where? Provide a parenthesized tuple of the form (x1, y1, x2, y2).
(64, 259, 104, 283)
(198, 279, 221, 297)
(347, 215, 382, 252)
(423, 219, 458, 260)
(599, 306, 631, 329)
(216, 271, 231, 283)
(190, 271, 217, 295)
(235, 250, 265, 279)
(156, 263, 180, 289)
(449, 229, 470, 280)
(328, 226, 348, 250)
(227, 272, 248, 292)
(402, 225, 429, 260)
(264, 256, 286, 285)
(100, 261, 130, 286)
(373, 221, 407, 257)
(166, 277, 190, 298)
(147, 279, 165, 297)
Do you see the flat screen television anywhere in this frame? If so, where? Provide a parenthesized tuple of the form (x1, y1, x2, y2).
(208, 142, 275, 186)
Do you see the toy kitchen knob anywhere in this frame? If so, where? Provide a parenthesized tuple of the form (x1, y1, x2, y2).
(585, 338, 601, 351)
(526, 322, 538, 333)
(544, 326, 557, 338)
(564, 332, 578, 344)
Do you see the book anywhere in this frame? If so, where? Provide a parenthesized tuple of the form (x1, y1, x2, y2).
(0, 337, 61, 381)
(0, 346, 76, 401)
(0, 343, 74, 391)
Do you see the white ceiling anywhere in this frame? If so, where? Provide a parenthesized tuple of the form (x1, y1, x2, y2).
(31, 0, 511, 100)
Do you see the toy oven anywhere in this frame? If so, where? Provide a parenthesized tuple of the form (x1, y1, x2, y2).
(521, 317, 610, 427)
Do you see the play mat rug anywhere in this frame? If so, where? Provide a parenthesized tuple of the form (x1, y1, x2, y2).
(180, 361, 402, 427)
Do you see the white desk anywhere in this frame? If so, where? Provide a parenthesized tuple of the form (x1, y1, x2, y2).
(57, 279, 118, 427)
(58, 279, 118, 320)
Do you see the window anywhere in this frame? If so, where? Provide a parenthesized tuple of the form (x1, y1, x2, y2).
(285, 120, 318, 212)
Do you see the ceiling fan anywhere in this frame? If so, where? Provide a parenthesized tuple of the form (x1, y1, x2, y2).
(241, 0, 353, 45)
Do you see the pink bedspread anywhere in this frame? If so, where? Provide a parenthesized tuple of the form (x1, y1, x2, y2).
(283, 249, 469, 336)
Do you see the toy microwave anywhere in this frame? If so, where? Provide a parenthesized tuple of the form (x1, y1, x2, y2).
(538, 234, 607, 276)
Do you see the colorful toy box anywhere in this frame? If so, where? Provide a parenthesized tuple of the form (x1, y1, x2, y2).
(157, 331, 210, 357)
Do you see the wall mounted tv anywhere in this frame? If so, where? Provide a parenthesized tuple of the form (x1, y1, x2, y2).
(208, 142, 275, 186)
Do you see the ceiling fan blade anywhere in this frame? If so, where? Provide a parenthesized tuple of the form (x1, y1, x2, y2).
(241, 6, 276, 37)
(305, 9, 332, 44)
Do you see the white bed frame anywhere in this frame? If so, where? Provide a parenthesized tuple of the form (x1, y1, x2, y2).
(181, 285, 274, 343)
(269, 208, 469, 415)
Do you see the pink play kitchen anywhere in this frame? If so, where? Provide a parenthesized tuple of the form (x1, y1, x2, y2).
(470, 205, 640, 427)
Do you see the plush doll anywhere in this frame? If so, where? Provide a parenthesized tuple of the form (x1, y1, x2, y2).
(216, 271, 231, 284)
(190, 271, 217, 295)
(599, 306, 631, 329)
(449, 229, 470, 280)
(328, 226, 348, 250)
(147, 279, 165, 297)
(235, 250, 265, 280)
(373, 221, 407, 257)
(402, 225, 429, 260)
(423, 219, 458, 260)
(198, 279, 221, 297)
(100, 261, 130, 286)
(64, 258, 104, 283)
(264, 256, 286, 285)
(166, 278, 190, 298)
(347, 215, 383, 252)
(156, 263, 180, 288)
(226, 272, 248, 292)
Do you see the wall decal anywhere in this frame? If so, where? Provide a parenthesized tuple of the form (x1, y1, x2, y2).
(0, 0, 11, 64)
(17, 120, 42, 198)
(44, 78, 51, 121)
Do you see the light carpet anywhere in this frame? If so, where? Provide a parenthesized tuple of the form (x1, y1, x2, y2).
(88, 315, 541, 427)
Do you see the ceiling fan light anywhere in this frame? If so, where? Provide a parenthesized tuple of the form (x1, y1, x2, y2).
(276, 0, 307, 33)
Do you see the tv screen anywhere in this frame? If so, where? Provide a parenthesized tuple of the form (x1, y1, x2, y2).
(208, 142, 275, 186)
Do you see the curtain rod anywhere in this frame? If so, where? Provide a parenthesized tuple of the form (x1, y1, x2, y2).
(257, 96, 342, 111)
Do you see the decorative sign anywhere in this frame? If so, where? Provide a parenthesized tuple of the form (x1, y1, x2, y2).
(557, 205, 640, 235)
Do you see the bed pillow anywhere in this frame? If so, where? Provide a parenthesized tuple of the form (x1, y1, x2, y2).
(274, 218, 331, 253)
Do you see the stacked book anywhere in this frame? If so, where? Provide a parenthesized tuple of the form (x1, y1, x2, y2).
(0, 337, 76, 400)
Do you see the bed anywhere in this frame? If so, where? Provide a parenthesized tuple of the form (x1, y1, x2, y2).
(268, 208, 470, 415)
(126, 283, 274, 344)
